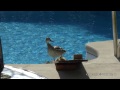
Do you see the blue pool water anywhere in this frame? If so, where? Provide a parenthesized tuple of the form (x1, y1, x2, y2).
(1, 11, 120, 64)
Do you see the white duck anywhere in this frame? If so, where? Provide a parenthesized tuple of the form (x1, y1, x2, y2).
(46, 37, 66, 61)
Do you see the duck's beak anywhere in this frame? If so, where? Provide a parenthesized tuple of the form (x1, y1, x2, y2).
(50, 39, 54, 42)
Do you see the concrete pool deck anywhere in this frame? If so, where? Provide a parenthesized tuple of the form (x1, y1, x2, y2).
(7, 40, 120, 79)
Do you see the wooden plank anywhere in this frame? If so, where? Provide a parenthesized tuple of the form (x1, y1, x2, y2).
(55, 59, 88, 71)
(55, 60, 88, 64)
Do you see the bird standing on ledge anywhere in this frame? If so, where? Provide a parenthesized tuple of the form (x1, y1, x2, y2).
(46, 37, 66, 61)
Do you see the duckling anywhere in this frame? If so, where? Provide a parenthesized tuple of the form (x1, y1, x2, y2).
(46, 37, 66, 61)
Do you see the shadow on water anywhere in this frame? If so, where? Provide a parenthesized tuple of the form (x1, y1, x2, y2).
(57, 63, 90, 79)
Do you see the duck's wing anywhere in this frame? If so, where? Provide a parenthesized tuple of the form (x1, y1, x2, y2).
(54, 46, 66, 52)
(54, 46, 60, 49)
(54, 46, 63, 50)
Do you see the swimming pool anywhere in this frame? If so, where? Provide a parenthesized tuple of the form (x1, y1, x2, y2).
(0, 11, 120, 64)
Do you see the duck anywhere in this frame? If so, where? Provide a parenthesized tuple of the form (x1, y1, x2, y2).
(46, 37, 66, 61)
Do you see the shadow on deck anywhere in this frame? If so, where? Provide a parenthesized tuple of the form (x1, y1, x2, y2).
(57, 63, 89, 79)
